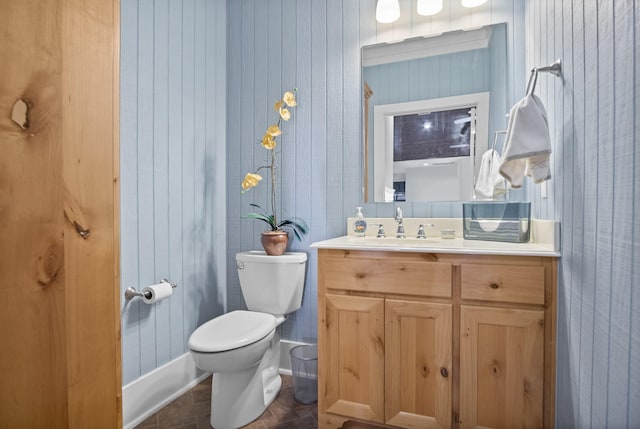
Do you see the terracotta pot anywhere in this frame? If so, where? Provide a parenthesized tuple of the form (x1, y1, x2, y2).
(260, 230, 289, 256)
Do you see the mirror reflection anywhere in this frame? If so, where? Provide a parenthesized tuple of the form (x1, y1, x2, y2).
(362, 23, 508, 202)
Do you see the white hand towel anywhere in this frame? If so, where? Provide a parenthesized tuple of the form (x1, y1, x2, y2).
(474, 149, 507, 199)
(499, 94, 551, 188)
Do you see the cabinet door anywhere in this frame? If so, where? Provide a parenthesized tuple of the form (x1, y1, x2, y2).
(460, 306, 544, 429)
(321, 294, 385, 423)
(386, 300, 452, 429)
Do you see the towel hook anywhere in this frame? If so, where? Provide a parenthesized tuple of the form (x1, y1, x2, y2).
(526, 59, 562, 96)
(492, 129, 507, 152)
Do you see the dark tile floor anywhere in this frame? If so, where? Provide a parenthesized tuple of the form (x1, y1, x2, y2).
(136, 374, 318, 429)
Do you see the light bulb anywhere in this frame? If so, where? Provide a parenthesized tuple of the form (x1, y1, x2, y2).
(376, 0, 400, 24)
(417, 0, 443, 16)
(461, 0, 488, 7)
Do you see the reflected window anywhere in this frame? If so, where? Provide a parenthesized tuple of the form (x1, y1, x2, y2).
(372, 92, 488, 202)
(393, 108, 472, 161)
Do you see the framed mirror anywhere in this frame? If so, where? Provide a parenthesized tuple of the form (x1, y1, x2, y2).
(362, 23, 508, 203)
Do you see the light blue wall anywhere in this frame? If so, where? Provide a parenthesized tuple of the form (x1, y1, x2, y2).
(524, 1, 640, 427)
(120, 0, 227, 385)
(226, 0, 525, 342)
(363, 48, 493, 104)
(119, 2, 639, 426)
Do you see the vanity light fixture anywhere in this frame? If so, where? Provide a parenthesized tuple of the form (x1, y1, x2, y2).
(417, 0, 443, 16)
(461, 0, 488, 7)
(376, 0, 400, 23)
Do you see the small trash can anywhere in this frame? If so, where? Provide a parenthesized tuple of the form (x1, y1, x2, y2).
(289, 344, 318, 404)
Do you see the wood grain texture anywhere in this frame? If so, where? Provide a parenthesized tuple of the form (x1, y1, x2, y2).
(385, 300, 452, 428)
(318, 249, 556, 429)
(460, 263, 545, 305)
(460, 306, 544, 429)
(0, 0, 121, 426)
(323, 294, 385, 423)
(62, 0, 121, 425)
(322, 254, 452, 298)
(0, 1, 67, 426)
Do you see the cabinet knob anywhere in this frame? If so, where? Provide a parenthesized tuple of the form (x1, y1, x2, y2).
(440, 367, 449, 378)
(489, 282, 500, 289)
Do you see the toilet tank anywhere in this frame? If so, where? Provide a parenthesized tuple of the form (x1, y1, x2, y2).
(236, 251, 307, 315)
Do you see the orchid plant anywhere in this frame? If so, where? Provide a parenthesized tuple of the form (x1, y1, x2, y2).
(241, 90, 309, 241)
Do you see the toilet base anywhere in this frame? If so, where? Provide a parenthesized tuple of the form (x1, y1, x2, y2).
(209, 332, 282, 429)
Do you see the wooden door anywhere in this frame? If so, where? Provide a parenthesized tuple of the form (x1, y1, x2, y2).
(0, 0, 121, 427)
(320, 294, 385, 423)
(460, 306, 544, 429)
(386, 299, 452, 429)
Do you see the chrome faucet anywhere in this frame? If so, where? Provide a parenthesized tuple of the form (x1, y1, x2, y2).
(395, 206, 405, 238)
(416, 223, 435, 239)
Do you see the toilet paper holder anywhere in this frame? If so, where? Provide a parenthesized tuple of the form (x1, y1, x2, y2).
(125, 279, 177, 300)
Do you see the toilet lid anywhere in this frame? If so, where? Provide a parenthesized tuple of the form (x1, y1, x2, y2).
(188, 310, 277, 352)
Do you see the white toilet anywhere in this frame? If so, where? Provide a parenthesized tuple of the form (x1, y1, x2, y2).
(188, 250, 307, 429)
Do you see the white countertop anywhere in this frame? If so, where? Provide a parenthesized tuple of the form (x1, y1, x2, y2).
(311, 235, 560, 257)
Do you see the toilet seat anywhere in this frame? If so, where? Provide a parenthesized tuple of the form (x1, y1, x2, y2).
(188, 310, 277, 353)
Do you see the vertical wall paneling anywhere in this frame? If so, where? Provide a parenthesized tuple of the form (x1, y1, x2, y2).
(608, 1, 634, 426)
(226, 0, 243, 310)
(558, 0, 578, 424)
(581, 1, 599, 424)
(226, 0, 526, 345)
(342, 0, 362, 232)
(525, 0, 639, 427)
(592, 2, 615, 424)
(631, 4, 640, 427)
(227, 4, 639, 427)
(294, 0, 314, 341)
(308, 0, 328, 343)
(210, 0, 228, 335)
(120, 0, 142, 383)
(152, 0, 171, 367)
(180, 0, 197, 347)
(325, 0, 345, 239)
(627, 3, 640, 428)
(239, 0, 256, 263)
(120, 1, 639, 426)
(167, 0, 185, 361)
(120, 0, 226, 385)
(136, 0, 157, 376)
(281, 0, 297, 260)
(193, 0, 208, 331)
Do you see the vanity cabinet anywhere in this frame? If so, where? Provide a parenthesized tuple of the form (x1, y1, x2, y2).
(317, 249, 557, 429)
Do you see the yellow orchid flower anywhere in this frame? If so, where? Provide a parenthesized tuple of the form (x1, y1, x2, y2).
(241, 89, 308, 246)
(279, 107, 291, 121)
(283, 91, 297, 107)
(242, 173, 262, 191)
(261, 133, 276, 149)
(267, 124, 282, 136)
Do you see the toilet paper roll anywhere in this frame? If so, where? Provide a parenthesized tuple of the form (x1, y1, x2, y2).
(142, 282, 173, 304)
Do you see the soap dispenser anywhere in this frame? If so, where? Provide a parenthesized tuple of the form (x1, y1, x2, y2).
(354, 207, 368, 237)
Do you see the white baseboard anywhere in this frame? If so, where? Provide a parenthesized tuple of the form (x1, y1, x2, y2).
(122, 353, 209, 429)
(122, 340, 314, 428)
(278, 339, 310, 376)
